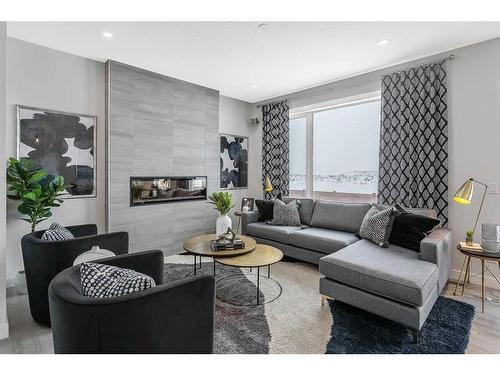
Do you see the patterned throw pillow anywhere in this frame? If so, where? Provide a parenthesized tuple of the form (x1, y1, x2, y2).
(80, 262, 156, 298)
(41, 222, 75, 241)
(269, 199, 301, 226)
(358, 206, 397, 248)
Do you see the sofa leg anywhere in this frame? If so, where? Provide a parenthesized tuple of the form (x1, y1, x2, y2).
(412, 329, 420, 344)
(320, 295, 333, 306)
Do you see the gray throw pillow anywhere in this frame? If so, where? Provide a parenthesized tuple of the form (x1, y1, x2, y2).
(41, 222, 75, 241)
(80, 262, 156, 298)
(269, 199, 301, 226)
(358, 205, 397, 247)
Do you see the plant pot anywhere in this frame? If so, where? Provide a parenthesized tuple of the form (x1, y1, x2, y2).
(14, 270, 28, 295)
(466, 236, 474, 246)
(216, 213, 232, 237)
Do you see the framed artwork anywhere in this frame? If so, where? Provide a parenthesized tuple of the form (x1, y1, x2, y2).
(16, 105, 97, 198)
(220, 133, 248, 189)
(241, 197, 254, 211)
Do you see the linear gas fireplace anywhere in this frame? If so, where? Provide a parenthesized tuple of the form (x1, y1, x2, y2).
(130, 176, 207, 206)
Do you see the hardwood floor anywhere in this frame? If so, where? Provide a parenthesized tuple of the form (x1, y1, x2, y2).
(0, 282, 498, 354)
(0, 293, 53, 354)
(443, 282, 500, 354)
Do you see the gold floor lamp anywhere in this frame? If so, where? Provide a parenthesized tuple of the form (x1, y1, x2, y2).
(453, 178, 488, 242)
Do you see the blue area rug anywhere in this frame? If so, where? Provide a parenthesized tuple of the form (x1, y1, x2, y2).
(326, 296, 474, 354)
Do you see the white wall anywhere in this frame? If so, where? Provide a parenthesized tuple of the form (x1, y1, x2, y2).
(5, 38, 106, 282)
(219, 96, 262, 225)
(447, 38, 500, 288)
(0, 22, 9, 339)
(254, 37, 500, 289)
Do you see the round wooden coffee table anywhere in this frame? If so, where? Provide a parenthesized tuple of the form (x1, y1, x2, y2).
(182, 234, 256, 276)
(214, 245, 283, 305)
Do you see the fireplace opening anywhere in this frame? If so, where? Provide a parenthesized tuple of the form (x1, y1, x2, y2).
(130, 176, 207, 206)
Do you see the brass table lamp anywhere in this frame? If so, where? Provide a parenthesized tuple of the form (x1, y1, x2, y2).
(264, 176, 273, 193)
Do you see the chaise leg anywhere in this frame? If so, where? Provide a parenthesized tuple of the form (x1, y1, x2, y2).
(320, 294, 334, 306)
(412, 329, 420, 344)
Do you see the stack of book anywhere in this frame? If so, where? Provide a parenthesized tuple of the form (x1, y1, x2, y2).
(210, 238, 245, 251)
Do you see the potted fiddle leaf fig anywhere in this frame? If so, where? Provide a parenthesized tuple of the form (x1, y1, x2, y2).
(6, 157, 67, 233)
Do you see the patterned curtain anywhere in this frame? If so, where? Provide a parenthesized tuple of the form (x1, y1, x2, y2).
(262, 100, 290, 199)
(378, 61, 449, 225)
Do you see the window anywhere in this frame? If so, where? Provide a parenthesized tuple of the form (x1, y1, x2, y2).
(289, 97, 381, 203)
(289, 116, 307, 196)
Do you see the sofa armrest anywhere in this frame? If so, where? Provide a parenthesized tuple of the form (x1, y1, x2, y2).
(241, 211, 260, 235)
(420, 228, 452, 291)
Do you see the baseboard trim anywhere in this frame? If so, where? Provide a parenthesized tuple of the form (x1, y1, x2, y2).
(449, 266, 500, 291)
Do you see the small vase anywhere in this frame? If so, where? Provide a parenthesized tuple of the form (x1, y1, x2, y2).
(466, 236, 473, 246)
(216, 213, 232, 237)
(15, 270, 28, 295)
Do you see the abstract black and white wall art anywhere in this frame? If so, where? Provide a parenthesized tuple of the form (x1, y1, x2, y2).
(16, 105, 97, 198)
(220, 134, 248, 189)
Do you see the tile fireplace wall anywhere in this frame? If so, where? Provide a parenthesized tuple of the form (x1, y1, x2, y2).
(106, 61, 219, 254)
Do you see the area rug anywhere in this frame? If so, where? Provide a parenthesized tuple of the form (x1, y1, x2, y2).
(326, 297, 475, 354)
(164, 255, 475, 354)
(164, 257, 271, 353)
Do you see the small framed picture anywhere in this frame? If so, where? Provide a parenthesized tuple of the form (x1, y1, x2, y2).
(241, 198, 254, 212)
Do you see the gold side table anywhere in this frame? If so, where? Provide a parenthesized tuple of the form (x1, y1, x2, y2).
(453, 244, 500, 312)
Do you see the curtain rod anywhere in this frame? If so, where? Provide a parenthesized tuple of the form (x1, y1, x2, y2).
(255, 54, 455, 109)
(256, 99, 289, 109)
(388, 54, 455, 75)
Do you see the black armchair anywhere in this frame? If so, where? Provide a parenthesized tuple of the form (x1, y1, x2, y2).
(21, 224, 129, 326)
(48, 250, 215, 354)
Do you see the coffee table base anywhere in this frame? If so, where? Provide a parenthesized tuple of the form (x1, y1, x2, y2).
(215, 266, 282, 306)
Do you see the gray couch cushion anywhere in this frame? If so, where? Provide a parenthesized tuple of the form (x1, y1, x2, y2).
(289, 227, 359, 254)
(319, 239, 438, 306)
(310, 201, 371, 233)
(246, 222, 303, 243)
(283, 197, 315, 225)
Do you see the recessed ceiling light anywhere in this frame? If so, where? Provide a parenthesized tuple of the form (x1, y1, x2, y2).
(376, 39, 390, 47)
(251, 84, 258, 89)
(102, 31, 113, 40)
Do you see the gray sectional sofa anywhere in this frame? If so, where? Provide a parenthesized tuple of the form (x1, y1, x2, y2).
(241, 198, 452, 340)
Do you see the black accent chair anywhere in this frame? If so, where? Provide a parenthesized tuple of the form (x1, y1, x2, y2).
(48, 250, 215, 354)
(21, 224, 129, 326)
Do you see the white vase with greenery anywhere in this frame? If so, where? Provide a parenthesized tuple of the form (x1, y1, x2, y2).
(208, 192, 235, 236)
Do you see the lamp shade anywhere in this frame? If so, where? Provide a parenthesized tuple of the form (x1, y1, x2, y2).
(453, 178, 474, 205)
(264, 176, 273, 192)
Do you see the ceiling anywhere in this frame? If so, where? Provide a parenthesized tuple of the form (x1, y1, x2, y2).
(7, 22, 500, 103)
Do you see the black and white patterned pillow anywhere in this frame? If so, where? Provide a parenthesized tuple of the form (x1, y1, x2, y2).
(269, 199, 301, 226)
(80, 262, 156, 298)
(41, 222, 75, 241)
(358, 206, 397, 248)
